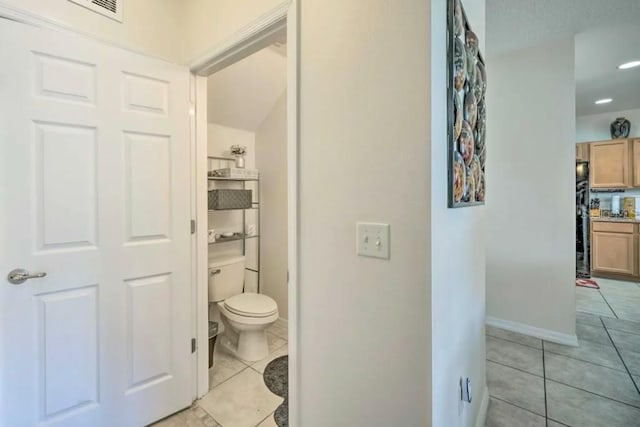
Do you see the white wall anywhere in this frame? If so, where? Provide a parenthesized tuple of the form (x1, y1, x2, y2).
(486, 39, 576, 337)
(2, 0, 286, 64)
(179, 0, 285, 63)
(2, 0, 182, 61)
(431, 0, 488, 425)
(298, 1, 431, 425)
(256, 92, 288, 319)
(207, 123, 259, 291)
(207, 47, 287, 131)
(577, 108, 640, 142)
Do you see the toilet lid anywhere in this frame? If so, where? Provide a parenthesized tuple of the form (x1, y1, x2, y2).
(224, 293, 278, 318)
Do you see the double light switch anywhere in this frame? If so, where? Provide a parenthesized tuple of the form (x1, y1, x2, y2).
(356, 222, 390, 259)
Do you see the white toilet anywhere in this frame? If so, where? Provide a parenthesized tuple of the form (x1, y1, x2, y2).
(209, 255, 279, 362)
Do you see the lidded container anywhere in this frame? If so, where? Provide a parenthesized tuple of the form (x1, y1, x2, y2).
(208, 255, 245, 302)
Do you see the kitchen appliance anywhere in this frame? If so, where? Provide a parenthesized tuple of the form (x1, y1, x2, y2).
(612, 195, 621, 215)
(576, 161, 590, 278)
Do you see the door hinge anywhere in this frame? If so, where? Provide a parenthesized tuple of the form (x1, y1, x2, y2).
(191, 220, 196, 234)
(189, 102, 196, 117)
(191, 338, 197, 353)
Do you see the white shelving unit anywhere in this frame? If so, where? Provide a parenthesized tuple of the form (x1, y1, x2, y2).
(207, 156, 260, 292)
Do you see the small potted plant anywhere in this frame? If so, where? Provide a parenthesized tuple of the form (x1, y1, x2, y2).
(230, 145, 247, 168)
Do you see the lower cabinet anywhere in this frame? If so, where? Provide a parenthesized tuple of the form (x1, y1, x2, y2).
(591, 221, 637, 278)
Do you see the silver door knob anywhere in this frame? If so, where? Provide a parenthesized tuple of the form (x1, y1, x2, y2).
(7, 269, 47, 285)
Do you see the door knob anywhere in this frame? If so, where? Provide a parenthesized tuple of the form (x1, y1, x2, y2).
(7, 268, 47, 285)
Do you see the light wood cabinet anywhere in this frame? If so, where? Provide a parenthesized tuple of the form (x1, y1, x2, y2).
(632, 139, 640, 187)
(591, 221, 637, 277)
(589, 139, 629, 188)
(576, 143, 590, 162)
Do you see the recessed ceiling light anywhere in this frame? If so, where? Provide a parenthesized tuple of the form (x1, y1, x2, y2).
(595, 98, 613, 104)
(618, 60, 640, 70)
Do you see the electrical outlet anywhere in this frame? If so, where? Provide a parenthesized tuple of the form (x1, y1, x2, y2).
(460, 377, 472, 403)
(356, 222, 390, 259)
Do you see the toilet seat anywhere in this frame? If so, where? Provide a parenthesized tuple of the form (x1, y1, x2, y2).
(224, 293, 278, 318)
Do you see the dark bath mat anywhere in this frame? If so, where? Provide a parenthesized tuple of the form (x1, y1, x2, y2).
(263, 355, 288, 427)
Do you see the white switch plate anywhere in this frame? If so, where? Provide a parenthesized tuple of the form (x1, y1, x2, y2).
(357, 222, 390, 259)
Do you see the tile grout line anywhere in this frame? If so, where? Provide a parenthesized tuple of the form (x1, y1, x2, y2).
(253, 411, 275, 427)
(598, 288, 620, 319)
(486, 333, 542, 350)
(545, 377, 640, 410)
(209, 338, 288, 390)
(488, 395, 547, 420)
(603, 326, 640, 337)
(201, 338, 289, 425)
(200, 364, 280, 426)
(207, 364, 251, 395)
(600, 317, 640, 396)
(542, 340, 549, 426)
(486, 359, 544, 379)
(547, 417, 571, 427)
(489, 333, 629, 374)
(542, 347, 628, 374)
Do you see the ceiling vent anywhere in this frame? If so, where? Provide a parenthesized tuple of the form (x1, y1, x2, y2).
(68, 0, 123, 22)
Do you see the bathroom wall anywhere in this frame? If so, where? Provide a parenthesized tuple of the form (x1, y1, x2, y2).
(486, 38, 576, 340)
(255, 92, 288, 319)
(207, 123, 259, 291)
(577, 108, 640, 142)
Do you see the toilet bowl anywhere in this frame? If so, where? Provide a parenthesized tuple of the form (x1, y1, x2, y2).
(218, 293, 278, 361)
(209, 256, 278, 362)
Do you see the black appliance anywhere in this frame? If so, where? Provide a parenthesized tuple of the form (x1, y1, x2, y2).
(576, 161, 590, 278)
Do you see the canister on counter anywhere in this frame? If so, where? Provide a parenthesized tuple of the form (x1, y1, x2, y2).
(624, 197, 636, 218)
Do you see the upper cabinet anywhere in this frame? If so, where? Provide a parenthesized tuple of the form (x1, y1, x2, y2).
(589, 139, 629, 188)
(632, 139, 640, 187)
(576, 143, 590, 162)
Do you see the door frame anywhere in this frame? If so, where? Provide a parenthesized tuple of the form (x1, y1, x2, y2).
(189, 2, 299, 424)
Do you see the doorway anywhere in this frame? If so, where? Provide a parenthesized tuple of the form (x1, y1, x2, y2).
(159, 3, 297, 427)
(201, 38, 289, 427)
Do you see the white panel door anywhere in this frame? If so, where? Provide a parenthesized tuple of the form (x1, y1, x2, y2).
(0, 19, 192, 427)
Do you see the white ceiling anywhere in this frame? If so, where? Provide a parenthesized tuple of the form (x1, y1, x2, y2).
(486, 0, 640, 57)
(486, 0, 640, 117)
(207, 46, 286, 131)
(575, 24, 640, 116)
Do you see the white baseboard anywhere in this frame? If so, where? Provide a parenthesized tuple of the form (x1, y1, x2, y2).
(474, 386, 489, 427)
(486, 316, 578, 347)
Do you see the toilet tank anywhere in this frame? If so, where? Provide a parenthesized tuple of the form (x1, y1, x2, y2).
(208, 255, 246, 302)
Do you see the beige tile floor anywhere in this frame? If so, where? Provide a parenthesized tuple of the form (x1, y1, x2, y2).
(486, 278, 640, 426)
(152, 320, 288, 427)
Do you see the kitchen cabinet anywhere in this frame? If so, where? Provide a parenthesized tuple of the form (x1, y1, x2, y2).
(591, 221, 636, 277)
(576, 143, 590, 162)
(632, 139, 640, 187)
(589, 139, 629, 188)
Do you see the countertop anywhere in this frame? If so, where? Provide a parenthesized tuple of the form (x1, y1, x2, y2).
(590, 217, 640, 223)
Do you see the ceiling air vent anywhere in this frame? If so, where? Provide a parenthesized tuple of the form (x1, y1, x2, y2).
(68, 0, 123, 22)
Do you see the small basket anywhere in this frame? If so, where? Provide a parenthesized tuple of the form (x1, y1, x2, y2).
(208, 189, 252, 210)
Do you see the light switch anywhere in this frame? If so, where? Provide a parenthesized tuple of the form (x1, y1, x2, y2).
(357, 222, 390, 259)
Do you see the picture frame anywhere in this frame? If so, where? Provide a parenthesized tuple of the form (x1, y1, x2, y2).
(447, 0, 486, 208)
